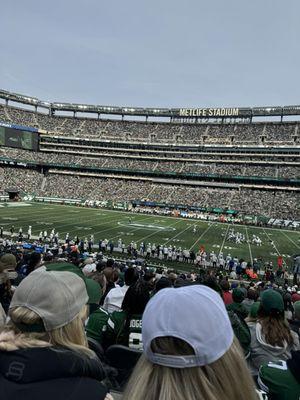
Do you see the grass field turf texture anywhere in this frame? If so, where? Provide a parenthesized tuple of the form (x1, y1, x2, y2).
(0, 202, 299, 270)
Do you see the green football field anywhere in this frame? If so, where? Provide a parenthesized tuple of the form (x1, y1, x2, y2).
(0, 202, 299, 270)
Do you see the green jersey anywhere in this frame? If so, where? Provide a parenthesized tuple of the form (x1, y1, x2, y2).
(258, 360, 300, 400)
(106, 311, 143, 350)
(86, 307, 110, 343)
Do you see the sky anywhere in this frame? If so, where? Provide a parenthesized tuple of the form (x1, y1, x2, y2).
(0, 0, 299, 109)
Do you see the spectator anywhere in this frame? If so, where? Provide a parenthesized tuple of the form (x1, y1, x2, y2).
(19, 251, 42, 278)
(0, 268, 111, 400)
(85, 271, 110, 344)
(103, 267, 138, 313)
(82, 257, 97, 276)
(104, 280, 150, 350)
(288, 301, 300, 339)
(226, 288, 249, 320)
(123, 285, 259, 400)
(153, 276, 172, 293)
(258, 350, 300, 400)
(220, 279, 233, 305)
(0, 253, 17, 313)
(246, 301, 261, 325)
(291, 287, 300, 303)
(284, 291, 294, 320)
(243, 289, 259, 314)
(248, 289, 300, 375)
(101, 267, 120, 304)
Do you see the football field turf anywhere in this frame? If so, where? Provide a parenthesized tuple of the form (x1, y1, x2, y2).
(0, 202, 299, 270)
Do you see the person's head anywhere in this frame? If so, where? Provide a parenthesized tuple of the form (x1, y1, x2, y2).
(258, 289, 294, 347)
(0, 268, 92, 356)
(123, 285, 258, 400)
(124, 267, 138, 286)
(91, 271, 107, 295)
(202, 276, 222, 297)
(167, 272, 177, 285)
(27, 252, 42, 275)
(283, 292, 293, 311)
(246, 301, 261, 323)
(154, 276, 172, 293)
(246, 289, 258, 302)
(0, 253, 17, 273)
(122, 280, 150, 315)
(103, 267, 119, 285)
(232, 288, 245, 304)
(220, 279, 230, 292)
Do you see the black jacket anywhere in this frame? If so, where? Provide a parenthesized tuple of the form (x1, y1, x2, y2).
(0, 346, 108, 400)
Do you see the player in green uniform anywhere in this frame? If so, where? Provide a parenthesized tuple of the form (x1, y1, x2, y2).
(258, 350, 300, 400)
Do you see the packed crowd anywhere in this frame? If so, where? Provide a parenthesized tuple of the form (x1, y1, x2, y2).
(0, 235, 299, 399)
(0, 103, 298, 144)
(1, 146, 299, 179)
(0, 167, 299, 219)
(40, 139, 299, 162)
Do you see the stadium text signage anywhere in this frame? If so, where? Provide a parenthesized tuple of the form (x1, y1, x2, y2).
(179, 108, 239, 117)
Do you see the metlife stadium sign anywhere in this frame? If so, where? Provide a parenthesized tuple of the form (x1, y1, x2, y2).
(179, 107, 240, 117)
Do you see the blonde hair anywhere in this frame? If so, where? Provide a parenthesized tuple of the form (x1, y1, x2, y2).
(123, 337, 258, 400)
(0, 305, 94, 357)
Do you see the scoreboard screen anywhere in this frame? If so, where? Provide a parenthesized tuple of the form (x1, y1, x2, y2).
(0, 126, 39, 151)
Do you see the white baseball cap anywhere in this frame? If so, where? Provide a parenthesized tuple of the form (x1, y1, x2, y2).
(142, 285, 233, 368)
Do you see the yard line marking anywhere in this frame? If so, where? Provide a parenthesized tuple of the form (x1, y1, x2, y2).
(245, 226, 253, 264)
(219, 224, 231, 254)
(162, 222, 192, 246)
(136, 219, 184, 245)
(189, 223, 215, 251)
(263, 228, 281, 256)
(33, 208, 156, 235)
(280, 231, 300, 249)
(105, 215, 171, 241)
(49, 212, 138, 234)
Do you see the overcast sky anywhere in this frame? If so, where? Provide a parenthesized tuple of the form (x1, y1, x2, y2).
(0, 0, 299, 108)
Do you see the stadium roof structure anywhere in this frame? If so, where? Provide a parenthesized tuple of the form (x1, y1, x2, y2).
(1, 88, 300, 121)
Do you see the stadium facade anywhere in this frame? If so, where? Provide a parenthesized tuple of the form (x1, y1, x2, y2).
(0, 89, 299, 226)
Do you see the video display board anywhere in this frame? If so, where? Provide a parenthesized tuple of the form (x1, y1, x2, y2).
(0, 125, 39, 150)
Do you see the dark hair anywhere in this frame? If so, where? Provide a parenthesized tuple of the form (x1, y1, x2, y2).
(220, 279, 230, 291)
(155, 277, 172, 293)
(124, 267, 138, 286)
(258, 309, 294, 347)
(122, 280, 150, 315)
(202, 276, 222, 297)
(247, 289, 258, 301)
(27, 252, 42, 275)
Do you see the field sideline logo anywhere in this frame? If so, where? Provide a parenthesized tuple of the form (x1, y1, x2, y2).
(179, 107, 239, 117)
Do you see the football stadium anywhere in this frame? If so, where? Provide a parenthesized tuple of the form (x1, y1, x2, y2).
(0, 91, 299, 267)
(0, 2, 300, 400)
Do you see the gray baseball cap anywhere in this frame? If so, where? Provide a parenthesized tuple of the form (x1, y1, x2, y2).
(9, 268, 88, 332)
(142, 285, 233, 368)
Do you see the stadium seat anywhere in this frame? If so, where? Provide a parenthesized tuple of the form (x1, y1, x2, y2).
(87, 336, 105, 360)
(105, 345, 142, 389)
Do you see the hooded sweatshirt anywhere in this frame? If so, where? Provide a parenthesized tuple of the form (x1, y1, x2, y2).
(0, 346, 108, 400)
(248, 322, 300, 375)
